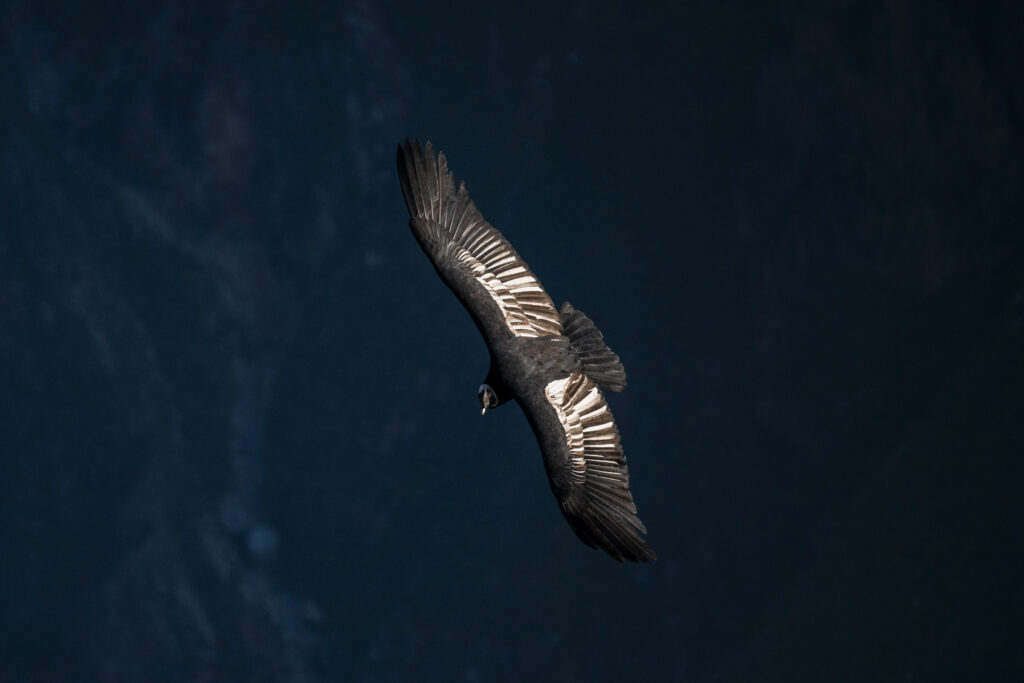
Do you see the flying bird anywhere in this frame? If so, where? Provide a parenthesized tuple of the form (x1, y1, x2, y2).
(397, 139, 655, 562)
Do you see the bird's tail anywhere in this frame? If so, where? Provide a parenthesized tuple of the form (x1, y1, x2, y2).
(559, 302, 627, 392)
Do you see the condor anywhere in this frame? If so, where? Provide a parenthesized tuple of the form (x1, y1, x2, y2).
(397, 140, 654, 562)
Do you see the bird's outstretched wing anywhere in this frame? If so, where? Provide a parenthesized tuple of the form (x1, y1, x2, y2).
(522, 369, 655, 562)
(397, 139, 562, 341)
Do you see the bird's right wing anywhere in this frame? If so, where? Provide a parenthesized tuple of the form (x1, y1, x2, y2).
(397, 139, 562, 342)
(521, 369, 655, 562)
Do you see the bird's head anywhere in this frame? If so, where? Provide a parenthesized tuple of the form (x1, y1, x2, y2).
(478, 383, 499, 416)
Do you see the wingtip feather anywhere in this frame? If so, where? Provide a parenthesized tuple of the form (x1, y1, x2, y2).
(563, 500, 656, 563)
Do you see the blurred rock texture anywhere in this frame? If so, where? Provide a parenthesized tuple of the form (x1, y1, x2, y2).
(728, 2, 1024, 680)
(1, 1, 1021, 681)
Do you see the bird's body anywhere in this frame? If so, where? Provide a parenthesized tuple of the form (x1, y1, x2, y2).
(397, 140, 655, 562)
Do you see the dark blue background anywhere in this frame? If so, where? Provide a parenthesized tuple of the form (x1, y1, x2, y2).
(3, 1, 1022, 680)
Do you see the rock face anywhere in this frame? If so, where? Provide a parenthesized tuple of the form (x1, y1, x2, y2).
(729, 2, 1024, 680)
(1, 3, 402, 680)
(1, 1, 1022, 681)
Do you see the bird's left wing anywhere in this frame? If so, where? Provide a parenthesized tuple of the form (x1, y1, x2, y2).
(521, 369, 655, 562)
(397, 139, 562, 341)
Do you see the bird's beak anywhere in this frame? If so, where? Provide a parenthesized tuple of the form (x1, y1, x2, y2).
(481, 404, 487, 416)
